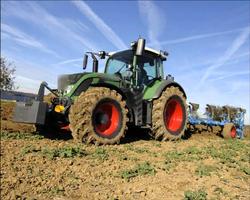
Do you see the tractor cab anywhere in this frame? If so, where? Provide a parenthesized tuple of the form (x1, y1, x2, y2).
(105, 48, 166, 86)
(83, 38, 168, 88)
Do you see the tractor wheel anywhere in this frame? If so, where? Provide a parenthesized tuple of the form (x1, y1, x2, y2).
(69, 87, 128, 145)
(151, 86, 187, 141)
(221, 123, 237, 139)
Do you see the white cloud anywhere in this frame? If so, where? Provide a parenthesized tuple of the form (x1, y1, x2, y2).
(2, 1, 99, 51)
(208, 70, 249, 82)
(200, 27, 250, 85)
(227, 80, 249, 94)
(2, 51, 58, 92)
(149, 27, 247, 46)
(15, 75, 42, 93)
(138, 1, 165, 50)
(72, 1, 127, 50)
(1, 23, 59, 57)
(55, 58, 82, 66)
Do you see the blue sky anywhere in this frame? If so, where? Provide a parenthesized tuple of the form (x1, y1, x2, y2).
(1, 1, 250, 124)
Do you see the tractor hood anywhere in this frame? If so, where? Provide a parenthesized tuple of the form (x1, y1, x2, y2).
(58, 72, 122, 96)
(58, 72, 89, 91)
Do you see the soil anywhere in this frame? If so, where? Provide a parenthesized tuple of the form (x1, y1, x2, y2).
(1, 101, 250, 200)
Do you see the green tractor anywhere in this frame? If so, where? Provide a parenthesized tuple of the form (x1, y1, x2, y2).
(14, 38, 188, 144)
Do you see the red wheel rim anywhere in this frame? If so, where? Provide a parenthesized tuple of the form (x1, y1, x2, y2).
(164, 98, 184, 133)
(230, 126, 236, 138)
(93, 102, 120, 137)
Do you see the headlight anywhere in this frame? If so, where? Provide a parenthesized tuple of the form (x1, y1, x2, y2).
(65, 85, 74, 94)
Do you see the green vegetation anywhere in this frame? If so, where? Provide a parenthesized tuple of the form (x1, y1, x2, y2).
(50, 186, 65, 195)
(125, 144, 149, 153)
(91, 147, 109, 161)
(195, 164, 217, 177)
(213, 186, 228, 197)
(42, 146, 87, 159)
(240, 166, 250, 175)
(1, 131, 44, 140)
(184, 188, 207, 200)
(163, 140, 250, 175)
(164, 146, 204, 163)
(153, 142, 161, 147)
(120, 161, 155, 181)
(20, 145, 87, 159)
(21, 145, 40, 155)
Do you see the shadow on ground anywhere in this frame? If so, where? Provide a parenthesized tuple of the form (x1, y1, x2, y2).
(37, 126, 153, 143)
(37, 126, 196, 143)
(121, 127, 152, 144)
(36, 129, 73, 141)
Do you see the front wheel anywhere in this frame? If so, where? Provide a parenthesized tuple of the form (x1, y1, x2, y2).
(69, 87, 128, 145)
(151, 86, 188, 141)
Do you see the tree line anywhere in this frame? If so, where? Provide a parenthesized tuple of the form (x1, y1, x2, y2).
(0, 57, 16, 91)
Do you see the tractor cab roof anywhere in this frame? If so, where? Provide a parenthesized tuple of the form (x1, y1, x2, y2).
(108, 47, 168, 61)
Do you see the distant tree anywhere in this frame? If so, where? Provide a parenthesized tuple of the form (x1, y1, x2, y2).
(0, 57, 16, 91)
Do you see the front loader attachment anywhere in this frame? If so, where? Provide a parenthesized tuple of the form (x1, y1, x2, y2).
(13, 82, 58, 125)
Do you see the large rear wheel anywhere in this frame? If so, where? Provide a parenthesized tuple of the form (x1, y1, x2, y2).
(151, 86, 187, 141)
(69, 87, 128, 145)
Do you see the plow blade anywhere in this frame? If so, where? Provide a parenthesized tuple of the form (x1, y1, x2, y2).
(188, 102, 246, 138)
(13, 101, 48, 125)
(188, 103, 199, 117)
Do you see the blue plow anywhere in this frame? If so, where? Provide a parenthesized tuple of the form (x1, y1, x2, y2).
(188, 103, 246, 138)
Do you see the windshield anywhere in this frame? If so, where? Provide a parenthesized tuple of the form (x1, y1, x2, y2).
(105, 50, 133, 74)
(105, 50, 162, 84)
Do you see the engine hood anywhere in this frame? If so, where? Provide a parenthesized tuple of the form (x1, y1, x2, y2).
(58, 72, 88, 91)
(58, 72, 122, 92)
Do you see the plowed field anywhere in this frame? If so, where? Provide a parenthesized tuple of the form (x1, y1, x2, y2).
(1, 101, 249, 200)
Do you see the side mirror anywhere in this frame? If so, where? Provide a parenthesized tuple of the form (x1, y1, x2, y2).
(98, 51, 106, 59)
(136, 38, 145, 56)
(83, 54, 88, 70)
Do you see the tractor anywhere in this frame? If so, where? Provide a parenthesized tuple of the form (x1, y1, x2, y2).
(14, 38, 188, 144)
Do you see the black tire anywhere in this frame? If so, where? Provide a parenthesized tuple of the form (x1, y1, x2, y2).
(151, 86, 188, 141)
(221, 123, 237, 139)
(69, 87, 128, 145)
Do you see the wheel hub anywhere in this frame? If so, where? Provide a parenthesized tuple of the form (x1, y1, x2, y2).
(95, 112, 109, 125)
(164, 97, 184, 133)
(230, 126, 236, 138)
(92, 101, 121, 137)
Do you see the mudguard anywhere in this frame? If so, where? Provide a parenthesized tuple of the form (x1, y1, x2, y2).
(143, 79, 187, 100)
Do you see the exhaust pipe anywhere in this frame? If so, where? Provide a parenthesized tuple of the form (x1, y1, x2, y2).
(93, 58, 98, 72)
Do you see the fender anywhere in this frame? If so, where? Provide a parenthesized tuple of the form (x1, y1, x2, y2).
(143, 79, 187, 100)
(155, 80, 187, 99)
